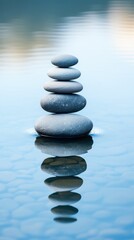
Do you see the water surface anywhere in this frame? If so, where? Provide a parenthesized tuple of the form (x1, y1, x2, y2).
(0, 0, 134, 239)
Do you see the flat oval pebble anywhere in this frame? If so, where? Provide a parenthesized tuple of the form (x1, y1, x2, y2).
(35, 114, 93, 138)
(44, 80, 83, 93)
(51, 54, 78, 68)
(41, 156, 87, 176)
(40, 94, 86, 113)
(47, 67, 81, 80)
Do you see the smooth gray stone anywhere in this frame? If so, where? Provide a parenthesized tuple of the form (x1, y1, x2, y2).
(40, 94, 86, 113)
(49, 192, 81, 204)
(47, 67, 81, 80)
(35, 136, 93, 156)
(45, 176, 83, 191)
(35, 114, 93, 138)
(44, 80, 83, 93)
(41, 156, 87, 176)
(51, 54, 78, 68)
(51, 205, 78, 215)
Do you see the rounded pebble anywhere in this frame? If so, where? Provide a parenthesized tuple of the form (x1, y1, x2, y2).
(35, 114, 93, 138)
(51, 54, 78, 68)
(44, 80, 83, 93)
(40, 94, 86, 113)
(47, 67, 81, 80)
(41, 156, 87, 176)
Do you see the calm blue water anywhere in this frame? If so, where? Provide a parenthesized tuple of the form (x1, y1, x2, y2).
(0, 0, 134, 239)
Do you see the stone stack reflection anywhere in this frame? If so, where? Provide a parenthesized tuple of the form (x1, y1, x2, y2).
(35, 136, 93, 223)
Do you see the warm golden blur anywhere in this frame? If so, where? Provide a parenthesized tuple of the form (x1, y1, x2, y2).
(109, 3, 134, 61)
(0, 1, 134, 62)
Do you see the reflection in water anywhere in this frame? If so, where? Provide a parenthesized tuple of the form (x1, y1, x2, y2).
(49, 191, 81, 205)
(54, 217, 77, 224)
(45, 176, 83, 192)
(0, 0, 110, 57)
(35, 136, 93, 156)
(35, 136, 93, 223)
(41, 156, 87, 176)
(51, 205, 78, 215)
(0, 0, 134, 237)
(0, 0, 134, 64)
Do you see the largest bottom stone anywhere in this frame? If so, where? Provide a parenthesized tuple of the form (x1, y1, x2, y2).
(35, 114, 93, 138)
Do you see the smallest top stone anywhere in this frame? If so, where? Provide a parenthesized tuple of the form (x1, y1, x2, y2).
(51, 54, 78, 68)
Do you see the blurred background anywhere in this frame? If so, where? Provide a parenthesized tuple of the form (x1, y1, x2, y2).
(0, 0, 134, 125)
(0, 0, 134, 239)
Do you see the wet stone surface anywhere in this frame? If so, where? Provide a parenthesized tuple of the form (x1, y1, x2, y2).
(51, 54, 78, 68)
(47, 67, 81, 80)
(40, 93, 86, 113)
(35, 114, 93, 138)
(44, 80, 83, 93)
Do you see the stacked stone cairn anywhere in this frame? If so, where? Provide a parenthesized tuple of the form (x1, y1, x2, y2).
(35, 54, 93, 138)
